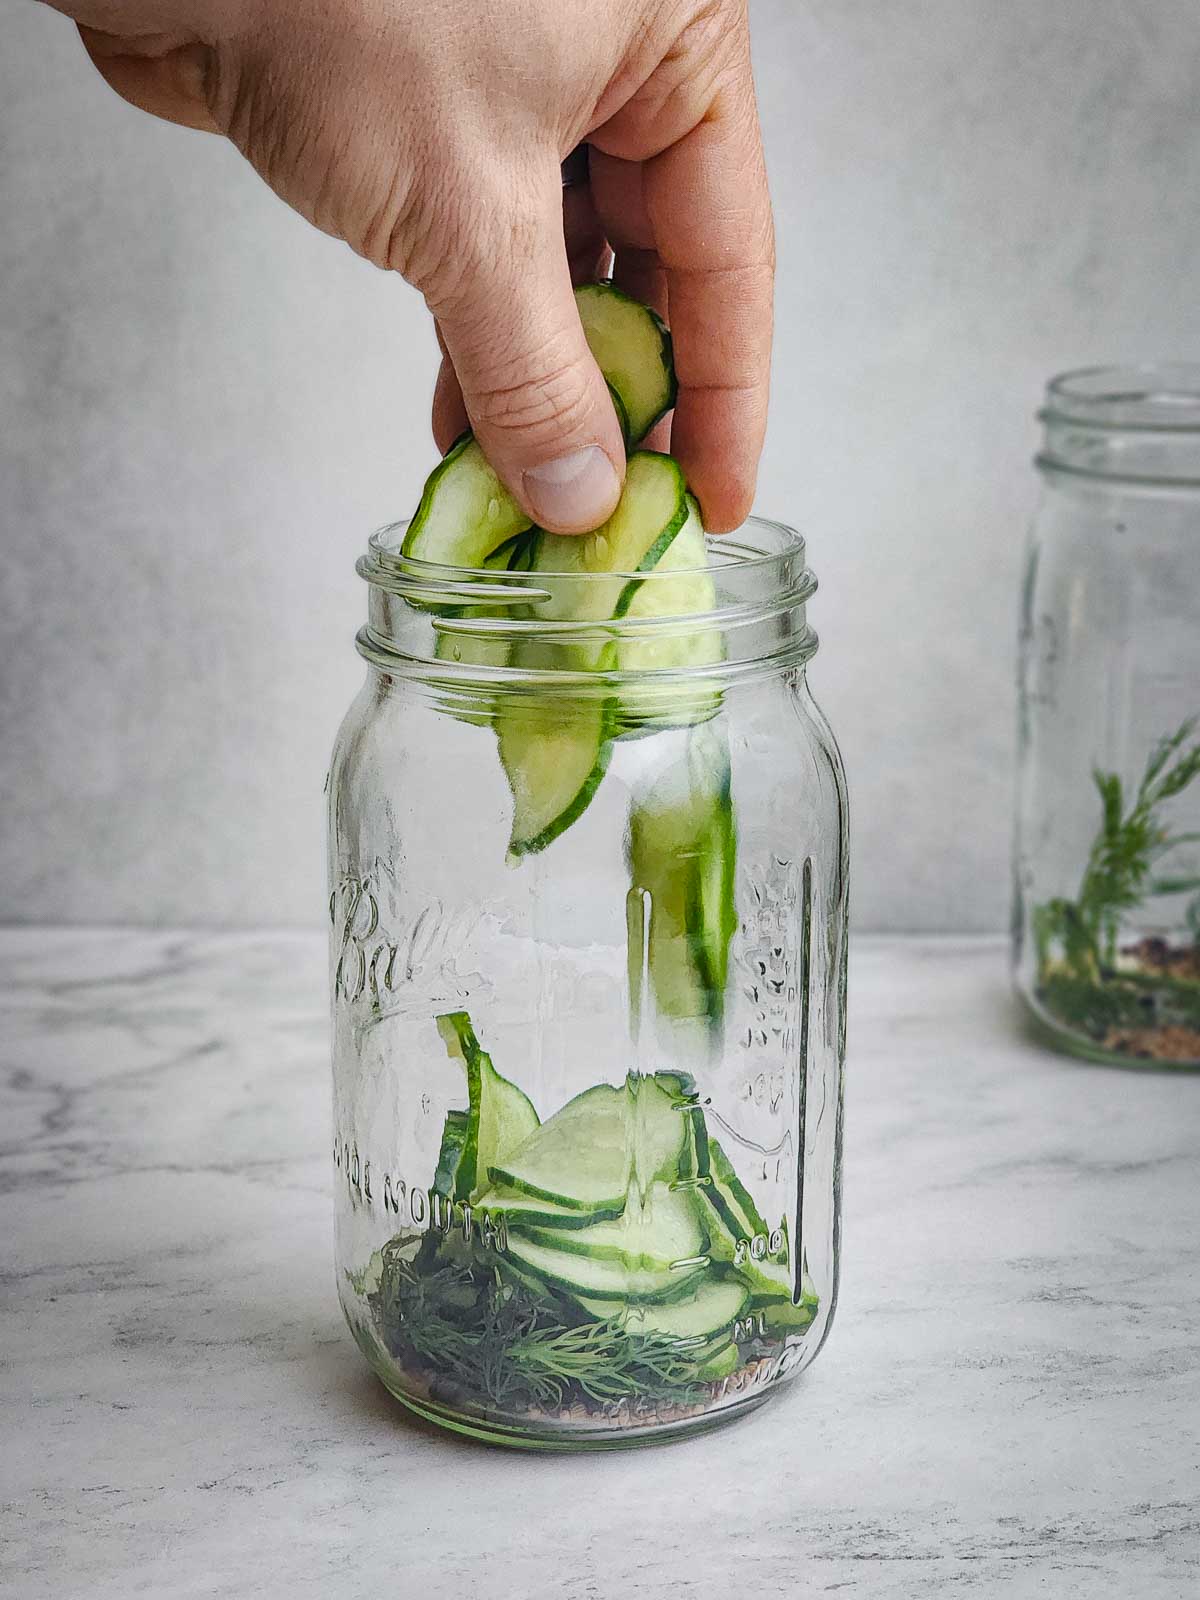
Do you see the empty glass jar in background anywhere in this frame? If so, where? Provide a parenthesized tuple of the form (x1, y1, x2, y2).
(1015, 366, 1200, 1068)
(328, 517, 848, 1448)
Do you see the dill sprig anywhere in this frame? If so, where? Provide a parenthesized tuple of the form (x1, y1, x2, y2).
(1035, 718, 1200, 978)
(369, 1241, 714, 1411)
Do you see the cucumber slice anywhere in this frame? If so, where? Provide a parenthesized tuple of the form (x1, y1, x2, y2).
(403, 281, 668, 570)
(435, 1011, 540, 1204)
(498, 453, 690, 855)
(528, 452, 691, 627)
(497, 691, 613, 859)
(505, 1233, 706, 1302)
(576, 283, 676, 444)
(695, 1146, 818, 1325)
(627, 724, 738, 1036)
(694, 1340, 741, 1382)
(431, 1108, 470, 1201)
(488, 1075, 696, 1211)
(705, 1134, 769, 1240)
(616, 496, 724, 732)
(510, 1182, 707, 1270)
(402, 435, 531, 567)
(621, 1277, 749, 1343)
(474, 1183, 625, 1232)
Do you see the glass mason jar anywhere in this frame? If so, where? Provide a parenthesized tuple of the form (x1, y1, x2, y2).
(328, 515, 849, 1448)
(1015, 365, 1200, 1068)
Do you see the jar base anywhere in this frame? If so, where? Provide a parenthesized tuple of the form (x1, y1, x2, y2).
(1017, 987, 1200, 1071)
(375, 1368, 788, 1452)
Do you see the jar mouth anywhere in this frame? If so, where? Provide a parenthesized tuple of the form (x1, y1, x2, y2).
(1042, 365, 1200, 433)
(1038, 364, 1200, 487)
(364, 512, 806, 586)
(356, 513, 817, 687)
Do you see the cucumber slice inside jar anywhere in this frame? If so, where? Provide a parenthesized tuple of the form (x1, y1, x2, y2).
(509, 1182, 708, 1270)
(497, 691, 614, 859)
(505, 1233, 707, 1302)
(487, 1075, 696, 1211)
(627, 724, 739, 1037)
(435, 1011, 540, 1204)
(615, 494, 724, 733)
(576, 282, 677, 444)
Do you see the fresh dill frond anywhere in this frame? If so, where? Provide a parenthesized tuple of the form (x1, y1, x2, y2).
(369, 1245, 715, 1411)
(1035, 718, 1200, 980)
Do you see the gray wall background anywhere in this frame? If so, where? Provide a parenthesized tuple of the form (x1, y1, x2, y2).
(3, 0, 1200, 931)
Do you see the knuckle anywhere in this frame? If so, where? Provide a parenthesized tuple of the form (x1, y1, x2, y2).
(472, 352, 596, 445)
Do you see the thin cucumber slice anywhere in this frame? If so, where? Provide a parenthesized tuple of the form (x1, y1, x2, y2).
(693, 1340, 741, 1381)
(706, 1134, 769, 1240)
(498, 454, 689, 855)
(402, 435, 531, 567)
(510, 1182, 707, 1271)
(529, 452, 690, 627)
(627, 723, 738, 1037)
(621, 1277, 749, 1343)
(431, 1108, 470, 1201)
(488, 1075, 696, 1211)
(435, 1011, 540, 1204)
(403, 282, 666, 570)
(505, 1233, 706, 1302)
(576, 282, 676, 444)
(474, 1183, 625, 1232)
(616, 495, 724, 732)
(497, 690, 613, 859)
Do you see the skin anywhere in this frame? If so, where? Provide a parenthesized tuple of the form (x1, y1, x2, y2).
(39, 0, 774, 534)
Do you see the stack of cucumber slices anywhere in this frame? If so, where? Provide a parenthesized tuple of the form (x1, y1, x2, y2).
(372, 1010, 817, 1401)
(407, 284, 738, 1037)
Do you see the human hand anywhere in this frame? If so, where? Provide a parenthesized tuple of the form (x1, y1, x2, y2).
(47, 0, 773, 533)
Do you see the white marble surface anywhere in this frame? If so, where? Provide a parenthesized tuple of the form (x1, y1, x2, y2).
(2, 931, 1198, 1598)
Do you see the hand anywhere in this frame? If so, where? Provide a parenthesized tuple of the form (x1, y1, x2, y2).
(45, 0, 774, 533)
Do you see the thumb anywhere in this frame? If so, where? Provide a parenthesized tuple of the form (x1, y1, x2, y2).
(432, 170, 625, 535)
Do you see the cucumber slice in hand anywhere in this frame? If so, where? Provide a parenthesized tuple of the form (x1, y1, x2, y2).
(529, 451, 690, 628)
(498, 453, 689, 856)
(402, 435, 531, 567)
(402, 282, 672, 570)
(576, 282, 676, 444)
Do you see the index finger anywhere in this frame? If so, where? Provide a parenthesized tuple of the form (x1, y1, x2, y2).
(641, 72, 774, 532)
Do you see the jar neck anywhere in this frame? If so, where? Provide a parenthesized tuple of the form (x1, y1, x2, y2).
(355, 516, 818, 689)
(1038, 364, 1200, 487)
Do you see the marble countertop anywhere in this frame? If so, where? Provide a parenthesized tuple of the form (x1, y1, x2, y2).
(2, 931, 1198, 1598)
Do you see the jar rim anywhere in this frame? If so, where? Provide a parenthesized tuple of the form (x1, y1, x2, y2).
(364, 511, 806, 584)
(1041, 364, 1200, 433)
(356, 512, 818, 687)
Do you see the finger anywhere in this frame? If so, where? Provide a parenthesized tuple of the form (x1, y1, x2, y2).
(432, 351, 469, 453)
(431, 190, 606, 453)
(431, 161, 625, 534)
(641, 80, 774, 531)
(77, 26, 219, 132)
(588, 152, 668, 320)
(563, 183, 610, 286)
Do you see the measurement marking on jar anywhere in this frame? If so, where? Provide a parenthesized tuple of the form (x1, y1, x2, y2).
(794, 855, 813, 1308)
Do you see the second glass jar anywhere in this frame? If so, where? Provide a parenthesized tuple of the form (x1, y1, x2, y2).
(329, 517, 849, 1447)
